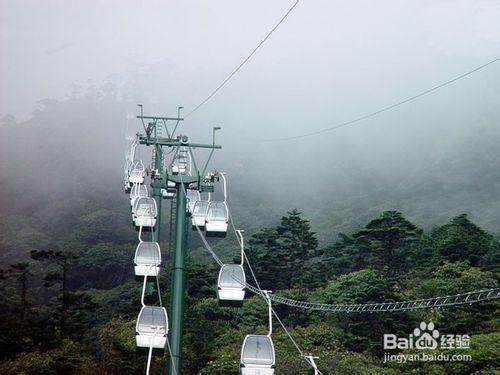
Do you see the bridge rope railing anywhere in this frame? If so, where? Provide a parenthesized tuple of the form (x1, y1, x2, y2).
(246, 285, 500, 313)
(190, 199, 500, 314)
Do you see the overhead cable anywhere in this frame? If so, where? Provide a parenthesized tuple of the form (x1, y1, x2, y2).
(261, 57, 500, 142)
(185, 0, 300, 118)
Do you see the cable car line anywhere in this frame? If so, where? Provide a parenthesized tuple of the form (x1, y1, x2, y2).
(195, 196, 498, 373)
(184, 0, 300, 118)
(125, 118, 499, 374)
(165, 339, 178, 375)
(146, 327, 161, 375)
(261, 56, 500, 142)
(228, 202, 322, 373)
(189, 178, 499, 373)
(181, 176, 315, 373)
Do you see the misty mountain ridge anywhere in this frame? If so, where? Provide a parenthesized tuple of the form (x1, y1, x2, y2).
(0, 87, 499, 251)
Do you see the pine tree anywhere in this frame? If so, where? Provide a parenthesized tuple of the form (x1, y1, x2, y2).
(352, 211, 422, 282)
(248, 209, 318, 290)
(430, 214, 499, 266)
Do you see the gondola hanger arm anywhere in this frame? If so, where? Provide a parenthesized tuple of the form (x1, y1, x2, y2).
(236, 229, 245, 266)
(262, 290, 273, 336)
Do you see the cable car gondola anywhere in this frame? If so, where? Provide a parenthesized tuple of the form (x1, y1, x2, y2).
(130, 183, 149, 207)
(186, 189, 201, 213)
(218, 264, 245, 306)
(205, 201, 228, 236)
(132, 195, 153, 219)
(124, 160, 133, 193)
(133, 197, 157, 228)
(124, 137, 138, 192)
(134, 242, 161, 278)
(191, 199, 210, 229)
(135, 306, 168, 349)
(240, 291, 275, 374)
(240, 335, 275, 375)
(218, 230, 246, 306)
(205, 173, 229, 236)
(129, 160, 146, 184)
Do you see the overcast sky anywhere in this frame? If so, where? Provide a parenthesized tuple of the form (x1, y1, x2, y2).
(1, 0, 499, 123)
(1, 0, 500, 234)
(1, 0, 500, 178)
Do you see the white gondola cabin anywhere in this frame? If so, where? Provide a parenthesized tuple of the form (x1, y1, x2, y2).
(124, 160, 133, 192)
(240, 335, 275, 375)
(240, 290, 275, 374)
(124, 138, 138, 191)
(205, 201, 228, 236)
(218, 264, 246, 306)
(134, 242, 161, 277)
(218, 230, 246, 306)
(133, 197, 157, 228)
(191, 200, 209, 229)
(135, 306, 168, 349)
(130, 183, 149, 207)
(129, 160, 146, 184)
(186, 189, 201, 213)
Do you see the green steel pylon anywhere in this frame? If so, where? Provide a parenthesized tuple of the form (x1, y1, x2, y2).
(136, 109, 221, 375)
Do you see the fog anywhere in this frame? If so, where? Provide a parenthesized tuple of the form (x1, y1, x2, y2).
(1, 0, 500, 242)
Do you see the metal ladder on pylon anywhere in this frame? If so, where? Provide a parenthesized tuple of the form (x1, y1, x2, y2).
(151, 122, 164, 175)
(168, 195, 177, 256)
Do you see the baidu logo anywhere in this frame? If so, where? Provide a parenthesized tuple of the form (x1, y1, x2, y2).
(384, 321, 470, 350)
(413, 321, 439, 349)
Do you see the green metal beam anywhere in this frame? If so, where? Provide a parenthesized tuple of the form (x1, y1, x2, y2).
(149, 145, 163, 296)
(137, 115, 184, 121)
(139, 136, 222, 150)
(168, 183, 188, 375)
(151, 149, 163, 243)
(166, 174, 198, 184)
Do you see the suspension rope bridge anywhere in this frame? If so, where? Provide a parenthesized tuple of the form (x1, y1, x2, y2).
(191, 196, 500, 314)
(196, 205, 500, 313)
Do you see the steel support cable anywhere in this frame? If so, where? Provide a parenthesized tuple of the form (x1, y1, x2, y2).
(271, 308, 324, 375)
(179, 173, 225, 266)
(165, 338, 178, 375)
(184, 174, 294, 370)
(185, 0, 300, 118)
(262, 57, 500, 142)
(182, 173, 309, 361)
(194, 223, 224, 267)
(146, 327, 160, 375)
(138, 209, 168, 374)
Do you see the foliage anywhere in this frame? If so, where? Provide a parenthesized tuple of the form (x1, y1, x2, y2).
(247, 209, 319, 290)
(429, 214, 497, 266)
(0, 339, 95, 375)
(0, 201, 498, 373)
(351, 211, 423, 283)
(387, 332, 500, 374)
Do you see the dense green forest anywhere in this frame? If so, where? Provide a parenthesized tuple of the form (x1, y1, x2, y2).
(0, 201, 498, 373)
(0, 93, 499, 374)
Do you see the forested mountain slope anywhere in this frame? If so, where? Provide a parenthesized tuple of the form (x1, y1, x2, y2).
(0, 92, 498, 373)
